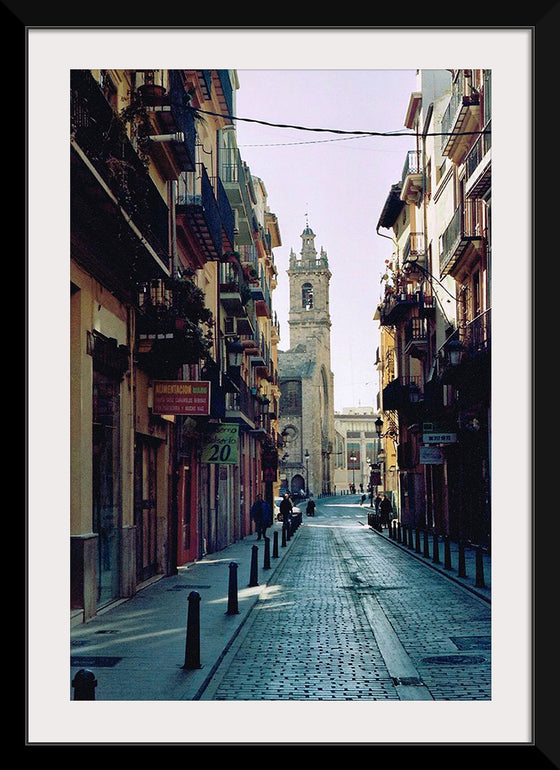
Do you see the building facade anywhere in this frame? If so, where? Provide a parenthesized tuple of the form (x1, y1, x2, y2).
(374, 69, 491, 547)
(71, 69, 281, 623)
(333, 408, 387, 499)
(277, 225, 335, 497)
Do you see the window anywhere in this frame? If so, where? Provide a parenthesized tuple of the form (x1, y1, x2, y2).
(302, 283, 314, 310)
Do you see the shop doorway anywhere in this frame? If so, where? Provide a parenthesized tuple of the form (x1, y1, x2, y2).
(92, 373, 121, 608)
(134, 438, 159, 583)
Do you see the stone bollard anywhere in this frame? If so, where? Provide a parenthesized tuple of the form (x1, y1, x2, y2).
(183, 591, 202, 670)
(249, 544, 259, 587)
(273, 530, 279, 558)
(72, 668, 97, 700)
(475, 546, 485, 588)
(226, 562, 239, 615)
(263, 536, 271, 570)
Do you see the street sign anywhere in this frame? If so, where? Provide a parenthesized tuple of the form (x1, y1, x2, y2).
(420, 446, 444, 464)
(422, 433, 457, 444)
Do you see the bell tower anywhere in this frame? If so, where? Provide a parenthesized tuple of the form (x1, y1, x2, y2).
(288, 223, 332, 355)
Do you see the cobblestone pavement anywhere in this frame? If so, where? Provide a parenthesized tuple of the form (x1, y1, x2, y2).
(199, 499, 491, 701)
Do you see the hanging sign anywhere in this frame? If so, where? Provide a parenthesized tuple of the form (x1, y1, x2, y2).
(152, 380, 211, 415)
(202, 423, 239, 464)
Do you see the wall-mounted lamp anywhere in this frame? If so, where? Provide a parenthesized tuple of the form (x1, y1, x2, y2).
(226, 339, 244, 369)
(446, 339, 464, 367)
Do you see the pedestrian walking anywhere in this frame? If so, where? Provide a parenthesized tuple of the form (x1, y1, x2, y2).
(374, 494, 382, 513)
(360, 494, 366, 506)
(306, 498, 316, 517)
(250, 494, 272, 540)
(279, 493, 293, 531)
(379, 494, 393, 529)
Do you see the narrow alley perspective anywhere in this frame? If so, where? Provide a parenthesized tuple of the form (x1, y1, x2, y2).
(198, 496, 491, 702)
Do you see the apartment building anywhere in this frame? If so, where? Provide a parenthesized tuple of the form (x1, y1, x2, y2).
(70, 69, 281, 622)
(375, 69, 491, 547)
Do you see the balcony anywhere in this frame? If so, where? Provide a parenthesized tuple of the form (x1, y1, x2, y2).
(382, 376, 423, 414)
(404, 317, 429, 359)
(219, 260, 251, 317)
(176, 164, 228, 262)
(402, 232, 426, 264)
(250, 265, 272, 318)
(219, 149, 255, 246)
(400, 150, 423, 204)
(225, 378, 257, 431)
(464, 121, 491, 199)
(439, 199, 486, 278)
(135, 277, 213, 375)
(142, 70, 197, 174)
(378, 286, 434, 327)
(71, 69, 170, 285)
(441, 72, 481, 164)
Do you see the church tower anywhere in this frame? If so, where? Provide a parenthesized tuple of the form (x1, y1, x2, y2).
(288, 224, 332, 354)
(278, 223, 335, 496)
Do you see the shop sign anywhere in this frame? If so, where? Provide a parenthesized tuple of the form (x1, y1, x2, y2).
(420, 446, 444, 464)
(152, 380, 211, 415)
(422, 432, 457, 444)
(202, 423, 239, 464)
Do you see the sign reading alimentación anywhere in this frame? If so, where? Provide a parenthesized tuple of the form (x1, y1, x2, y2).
(152, 380, 211, 416)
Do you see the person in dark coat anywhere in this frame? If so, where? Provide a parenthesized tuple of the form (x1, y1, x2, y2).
(250, 494, 273, 540)
(279, 493, 293, 531)
(306, 498, 316, 516)
(379, 494, 393, 529)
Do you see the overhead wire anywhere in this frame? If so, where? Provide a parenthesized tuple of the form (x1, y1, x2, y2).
(189, 105, 490, 139)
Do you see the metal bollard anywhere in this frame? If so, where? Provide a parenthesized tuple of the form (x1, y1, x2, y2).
(415, 528, 422, 553)
(458, 540, 467, 578)
(423, 529, 430, 558)
(432, 531, 440, 564)
(408, 527, 415, 549)
(475, 546, 485, 588)
(263, 536, 271, 570)
(226, 561, 240, 615)
(183, 590, 202, 670)
(444, 536, 452, 570)
(397, 522, 402, 543)
(286, 521, 291, 541)
(249, 544, 259, 587)
(281, 526, 287, 547)
(72, 668, 97, 700)
(273, 530, 279, 558)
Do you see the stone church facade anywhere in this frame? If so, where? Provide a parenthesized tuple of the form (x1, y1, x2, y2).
(278, 225, 335, 497)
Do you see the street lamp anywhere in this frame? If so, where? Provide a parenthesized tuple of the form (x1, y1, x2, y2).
(349, 454, 357, 491)
(304, 449, 310, 496)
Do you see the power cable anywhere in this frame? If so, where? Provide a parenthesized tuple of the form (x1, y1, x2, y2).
(190, 105, 490, 139)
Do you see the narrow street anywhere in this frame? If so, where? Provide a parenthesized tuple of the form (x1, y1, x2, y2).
(199, 496, 491, 701)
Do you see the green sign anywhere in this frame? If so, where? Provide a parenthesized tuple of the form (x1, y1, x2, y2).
(202, 423, 239, 464)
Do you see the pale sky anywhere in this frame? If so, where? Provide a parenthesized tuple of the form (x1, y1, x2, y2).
(234, 69, 418, 412)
